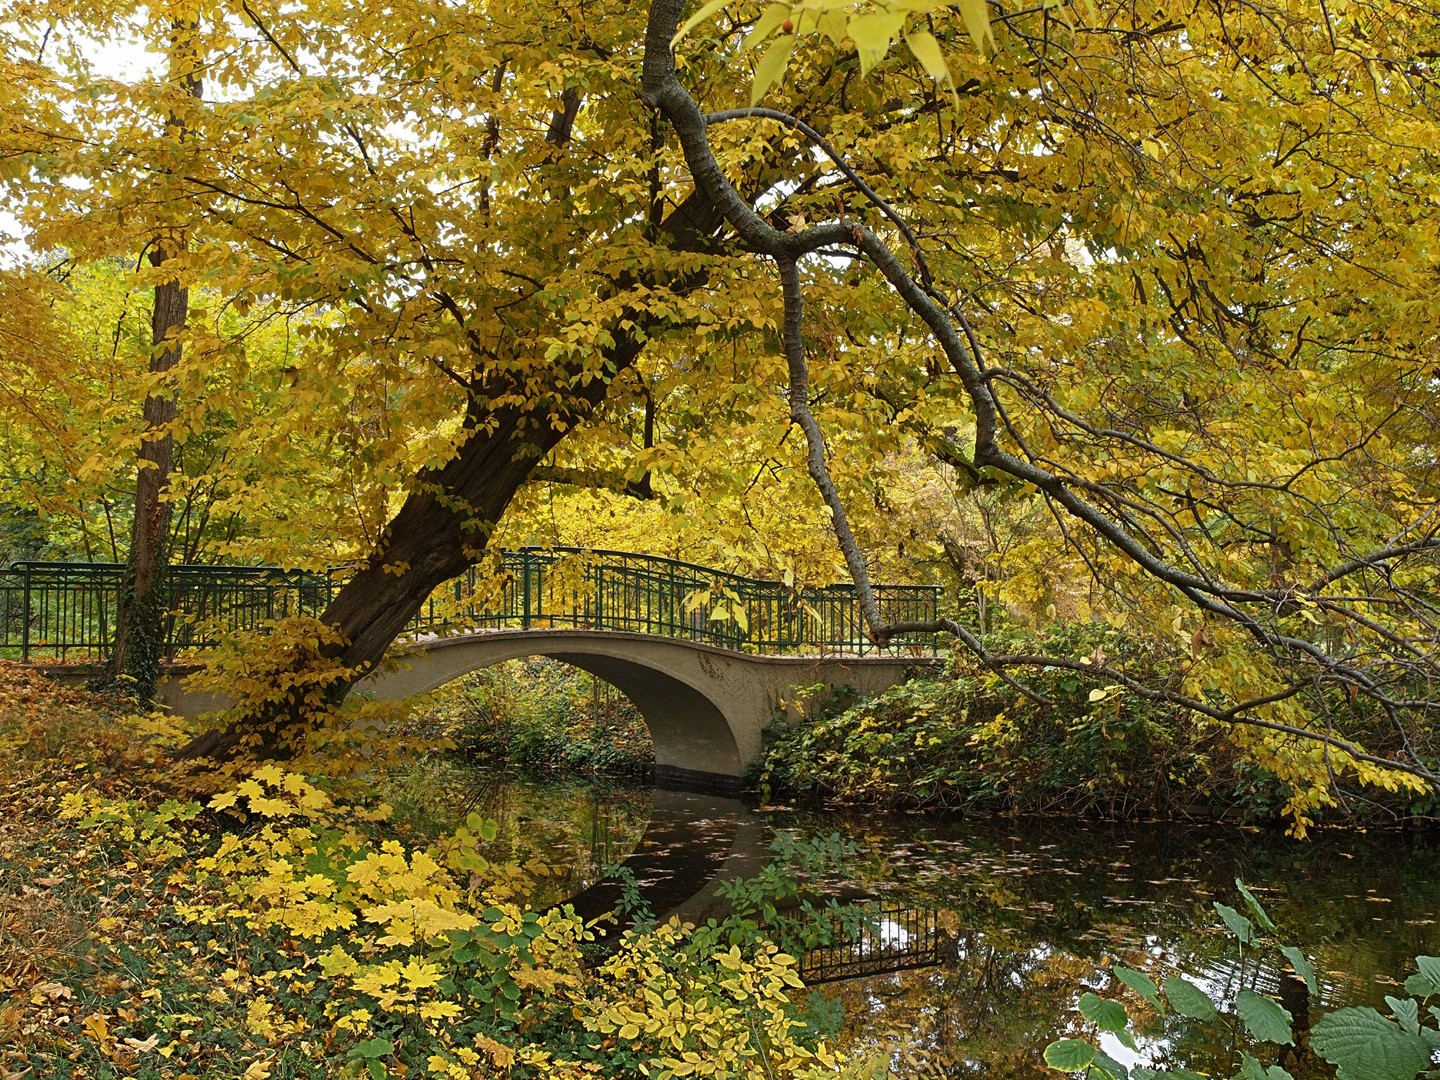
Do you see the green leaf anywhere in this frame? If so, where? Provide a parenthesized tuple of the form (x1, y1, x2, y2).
(367, 1060, 386, 1080)
(1079, 992, 1130, 1033)
(671, 0, 728, 45)
(742, 3, 791, 51)
(1092, 1049, 1130, 1080)
(1215, 902, 1254, 944)
(350, 1039, 394, 1061)
(847, 11, 904, 74)
(1280, 946, 1318, 997)
(1236, 989, 1294, 1045)
(1164, 975, 1218, 1021)
(1043, 1038, 1096, 1071)
(1235, 879, 1277, 932)
(958, 0, 994, 55)
(1406, 957, 1440, 999)
(1311, 1007, 1434, 1080)
(1114, 966, 1164, 1013)
(479, 818, 498, 841)
(1235, 1053, 1294, 1080)
(750, 35, 796, 106)
(1386, 996, 1421, 1037)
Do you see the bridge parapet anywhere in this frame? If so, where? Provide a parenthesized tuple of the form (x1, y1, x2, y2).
(1, 549, 942, 662)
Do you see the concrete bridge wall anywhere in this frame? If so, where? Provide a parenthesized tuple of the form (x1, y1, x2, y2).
(356, 630, 937, 792)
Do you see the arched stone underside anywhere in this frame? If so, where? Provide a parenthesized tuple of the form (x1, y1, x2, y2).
(358, 630, 937, 794)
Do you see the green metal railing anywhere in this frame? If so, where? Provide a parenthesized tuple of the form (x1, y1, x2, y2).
(0, 548, 940, 661)
(413, 548, 939, 654)
(0, 562, 334, 661)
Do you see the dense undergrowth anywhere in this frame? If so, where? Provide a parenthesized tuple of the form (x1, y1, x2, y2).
(0, 662, 865, 1080)
(755, 626, 1438, 833)
(430, 660, 654, 778)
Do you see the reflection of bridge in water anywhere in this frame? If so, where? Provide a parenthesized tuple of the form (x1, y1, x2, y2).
(565, 791, 950, 983)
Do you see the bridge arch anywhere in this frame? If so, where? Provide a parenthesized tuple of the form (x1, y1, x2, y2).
(354, 629, 935, 793)
(359, 631, 746, 790)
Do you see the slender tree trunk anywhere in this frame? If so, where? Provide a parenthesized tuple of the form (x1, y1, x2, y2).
(110, 34, 201, 700)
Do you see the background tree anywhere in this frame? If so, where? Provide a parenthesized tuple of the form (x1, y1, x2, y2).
(107, 14, 204, 697)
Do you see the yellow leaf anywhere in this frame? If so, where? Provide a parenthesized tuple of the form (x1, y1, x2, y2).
(817, 9, 847, 46)
(958, 0, 994, 55)
(904, 29, 950, 83)
(671, 0, 728, 46)
(742, 3, 791, 51)
(848, 11, 905, 74)
(751, 35, 796, 106)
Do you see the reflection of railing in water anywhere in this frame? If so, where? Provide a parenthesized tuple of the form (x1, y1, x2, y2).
(800, 907, 950, 984)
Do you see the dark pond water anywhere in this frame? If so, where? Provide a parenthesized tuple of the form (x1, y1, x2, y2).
(437, 767, 1440, 1077)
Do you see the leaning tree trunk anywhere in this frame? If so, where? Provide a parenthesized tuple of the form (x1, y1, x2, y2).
(170, 366, 633, 762)
(167, 167, 722, 762)
(110, 30, 201, 701)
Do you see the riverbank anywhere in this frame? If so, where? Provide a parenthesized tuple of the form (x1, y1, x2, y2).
(753, 627, 1439, 835)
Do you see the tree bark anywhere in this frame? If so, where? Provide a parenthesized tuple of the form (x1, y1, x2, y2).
(110, 40, 201, 701)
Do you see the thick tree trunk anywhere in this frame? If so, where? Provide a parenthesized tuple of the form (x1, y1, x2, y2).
(169, 174, 724, 762)
(169, 363, 633, 762)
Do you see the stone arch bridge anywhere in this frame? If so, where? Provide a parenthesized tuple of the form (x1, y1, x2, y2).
(2, 549, 943, 792)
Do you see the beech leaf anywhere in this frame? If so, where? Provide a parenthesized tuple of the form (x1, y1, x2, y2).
(1113, 965, 1163, 1012)
(1079, 992, 1129, 1033)
(1215, 902, 1253, 943)
(1235, 879, 1277, 931)
(1280, 946, 1318, 997)
(1043, 1039, 1096, 1071)
(1311, 1007, 1433, 1080)
(1163, 975, 1217, 1021)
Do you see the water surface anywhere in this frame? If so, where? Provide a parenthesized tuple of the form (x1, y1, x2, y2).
(451, 770, 1440, 1076)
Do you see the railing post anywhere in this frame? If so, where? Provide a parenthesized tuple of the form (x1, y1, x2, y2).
(20, 563, 30, 663)
(522, 554, 532, 629)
